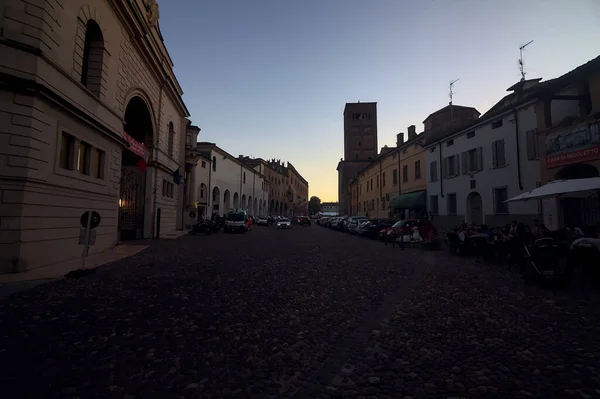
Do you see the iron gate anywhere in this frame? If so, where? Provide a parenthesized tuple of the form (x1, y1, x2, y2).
(119, 168, 139, 232)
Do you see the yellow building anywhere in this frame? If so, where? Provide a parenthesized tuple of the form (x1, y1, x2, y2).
(351, 126, 428, 219)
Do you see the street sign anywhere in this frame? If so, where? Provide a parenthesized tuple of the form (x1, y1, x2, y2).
(80, 211, 101, 229)
(79, 228, 97, 246)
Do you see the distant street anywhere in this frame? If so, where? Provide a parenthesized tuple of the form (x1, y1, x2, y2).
(1, 225, 599, 398)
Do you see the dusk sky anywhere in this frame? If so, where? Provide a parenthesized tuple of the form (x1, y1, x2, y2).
(159, 0, 600, 202)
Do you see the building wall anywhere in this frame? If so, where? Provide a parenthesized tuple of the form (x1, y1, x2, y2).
(426, 103, 542, 231)
(399, 141, 427, 194)
(343, 102, 378, 161)
(0, 0, 189, 272)
(536, 72, 600, 183)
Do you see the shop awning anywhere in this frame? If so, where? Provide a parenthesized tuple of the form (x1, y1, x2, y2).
(389, 190, 426, 209)
(506, 177, 600, 202)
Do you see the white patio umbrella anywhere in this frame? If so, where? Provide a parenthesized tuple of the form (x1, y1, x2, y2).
(506, 177, 600, 202)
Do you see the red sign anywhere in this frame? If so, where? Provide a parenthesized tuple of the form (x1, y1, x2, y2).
(123, 132, 149, 160)
(546, 145, 600, 168)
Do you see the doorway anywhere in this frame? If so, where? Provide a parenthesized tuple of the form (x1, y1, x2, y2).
(467, 191, 484, 225)
(119, 96, 153, 241)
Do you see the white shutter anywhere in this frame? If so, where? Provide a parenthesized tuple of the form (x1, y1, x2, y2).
(497, 140, 506, 167)
(476, 147, 483, 171)
(492, 141, 498, 168)
(454, 155, 460, 176)
(461, 152, 467, 175)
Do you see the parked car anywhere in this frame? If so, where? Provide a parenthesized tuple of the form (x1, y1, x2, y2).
(358, 218, 396, 239)
(224, 209, 248, 233)
(383, 219, 439, 244)
(347, 217, 369, 234)
(277, 218, 292, 229)
(256, 217, 269, 226)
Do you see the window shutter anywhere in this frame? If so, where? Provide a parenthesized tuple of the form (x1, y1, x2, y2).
(461, 153, 467, 175)
(476, 147, 483, 171)
(498, 140, 506, 167)
(492, 141, 498, 168)
(454, 156, 460, 176)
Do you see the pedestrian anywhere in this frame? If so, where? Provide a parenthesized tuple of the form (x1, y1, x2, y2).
(247, 215, 253, 231)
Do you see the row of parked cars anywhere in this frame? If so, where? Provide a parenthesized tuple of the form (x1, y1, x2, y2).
(317, 216, 441, 248)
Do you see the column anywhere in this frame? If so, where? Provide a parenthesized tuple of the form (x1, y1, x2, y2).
(189, 164, 197, 208)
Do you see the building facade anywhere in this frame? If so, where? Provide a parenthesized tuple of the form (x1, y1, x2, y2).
(192, 144, 269, 218)
(424, 86, 551, 230)
(337, 102, 378, 216)
(321, 202, 339, 215)
(263, 159, 309, 216)
(0, 0, 190, 273)
(534, 56, 600, 228)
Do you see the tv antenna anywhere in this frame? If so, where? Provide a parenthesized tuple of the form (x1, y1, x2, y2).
(519, 40, 534, 81)
(449, 78, 460, 105)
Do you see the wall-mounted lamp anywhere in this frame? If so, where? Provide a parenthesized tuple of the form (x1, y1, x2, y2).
(119, 199, 124, 208)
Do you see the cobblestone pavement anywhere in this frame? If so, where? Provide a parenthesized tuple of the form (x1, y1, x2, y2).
(1, 225, 599, 398)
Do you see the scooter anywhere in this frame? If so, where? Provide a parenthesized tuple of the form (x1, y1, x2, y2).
(190, 219, 214, 235)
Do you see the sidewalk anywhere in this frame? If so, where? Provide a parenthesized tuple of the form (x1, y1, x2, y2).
(0, 244, 149, 284)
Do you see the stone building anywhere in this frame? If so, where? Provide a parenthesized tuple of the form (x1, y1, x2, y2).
(534, 56, 600, 228)
(337, 102, 378, 216)
(0, 0, 191, 273)
(191, 144, 269, 218)
(262, 159, 309, 216)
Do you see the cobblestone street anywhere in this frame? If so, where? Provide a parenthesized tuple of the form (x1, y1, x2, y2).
(1, 225, 599, 399)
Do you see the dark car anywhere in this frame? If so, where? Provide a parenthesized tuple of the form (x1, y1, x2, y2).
(358, 218, 396, 239)
(296, 216, 311, 226)
(383, 219, 439, 244)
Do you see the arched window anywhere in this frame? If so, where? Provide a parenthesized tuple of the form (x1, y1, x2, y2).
(167, 122, 175, 157)
(81, 20, 104, 97)
(212, 156, 217, 172)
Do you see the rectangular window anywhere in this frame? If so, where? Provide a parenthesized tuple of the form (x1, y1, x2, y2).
(447, 193, 457, 215)
(429, 161, 438, 182)
(526, 129, 539, 160)
(91, 148, 105, 179)
(430, 195, 439, 214)
(494, 187, 508, 214)
(77, 141, 92, 175)
(201, 160, 206, 168)
(376, 175, 379, 188)
(59, 132, 76, 170)
(492, 139, 506, 168)
(392, 169, 398, 185)
(443, 155, 459, 178)
(402, 165, 408, 182)
(466, 131, 475, 139)
(492, 119, 503, 129)
(446, 139, 454, 147)
(414, 160, 421, 179)
(382, 172, 386, 187)
(461, 147, 483, 174)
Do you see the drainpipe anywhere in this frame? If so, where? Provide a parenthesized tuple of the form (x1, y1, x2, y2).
(397, 148, 402, 195)
(239, 162, 243, 209)
(438, 141, 444, 198)
(379, 158, 382, 217)
(152, 81, 165, 239)
(252, 172, 256, 214)
(207, 154, 212, 216)
(513, 108, 524, 190)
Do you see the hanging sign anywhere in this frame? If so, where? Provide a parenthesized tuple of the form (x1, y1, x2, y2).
(123, 132, 149, 160)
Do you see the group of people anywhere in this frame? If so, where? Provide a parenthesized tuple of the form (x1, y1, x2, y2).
(454, 219, 551, 243)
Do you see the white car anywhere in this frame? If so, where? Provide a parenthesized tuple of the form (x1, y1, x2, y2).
(256, 217, 269, 226)
(277, 218, 291, 229)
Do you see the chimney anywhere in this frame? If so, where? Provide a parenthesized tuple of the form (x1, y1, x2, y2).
(396, 133, 404, 147)
(408, 125, 417, 140)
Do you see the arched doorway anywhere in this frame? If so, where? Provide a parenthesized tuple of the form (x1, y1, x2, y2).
(555, 163, 600, 227)
(223, 190, 231, 213)
(258, 199, 262, 216)
(197, 183, 207, 218)
(242, 194, 247, 210)
(247, 196, 252, 213)
(212, 187, 220, 215)
(284, 202, 288, 216)
(466, 191, 483, 225)
(270, 199, 274, 214)
(233, 192, 239, 208)
(275, 200, 279, 214)
(119, 96, 153, 241)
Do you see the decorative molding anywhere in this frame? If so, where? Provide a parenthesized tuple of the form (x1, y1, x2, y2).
(143, 0, 160, 27)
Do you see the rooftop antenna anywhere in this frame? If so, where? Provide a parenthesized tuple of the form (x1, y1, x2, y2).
(519, 40, 534, 81)
(449, 78, 459, 120)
